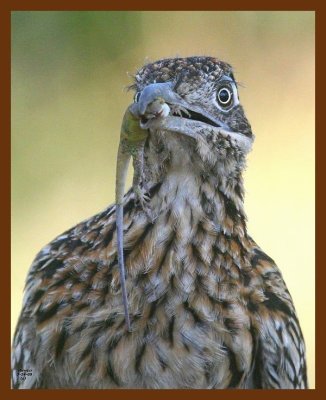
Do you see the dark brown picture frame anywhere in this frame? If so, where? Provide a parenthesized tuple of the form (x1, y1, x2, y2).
(2, 1, 320, 398)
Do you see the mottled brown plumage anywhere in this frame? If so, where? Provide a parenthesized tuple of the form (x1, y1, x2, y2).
(12, 56, 307, 389)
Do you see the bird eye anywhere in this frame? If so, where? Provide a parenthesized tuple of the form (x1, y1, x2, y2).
(217, 87, 233, 107)
(134, 92, 141, 103)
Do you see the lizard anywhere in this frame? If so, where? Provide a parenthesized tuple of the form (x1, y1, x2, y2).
(115, 93, 172, 331)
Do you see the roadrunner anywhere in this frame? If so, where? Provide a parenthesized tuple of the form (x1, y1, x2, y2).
(12, 56, 307, 389)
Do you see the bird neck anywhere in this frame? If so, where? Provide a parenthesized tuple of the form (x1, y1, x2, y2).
(150, 165, 247, 241)
(143, 131, 249, 248)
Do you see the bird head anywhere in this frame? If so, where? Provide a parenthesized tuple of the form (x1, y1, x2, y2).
(131, 56, 253, 156)
(129, 57, 255, 205)
(135, 57, 252, 131)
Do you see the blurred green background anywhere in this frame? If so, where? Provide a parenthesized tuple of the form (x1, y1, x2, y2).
(11, 11, 315, 387)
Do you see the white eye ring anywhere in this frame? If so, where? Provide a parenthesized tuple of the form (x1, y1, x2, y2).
(217, 87, 232, 106)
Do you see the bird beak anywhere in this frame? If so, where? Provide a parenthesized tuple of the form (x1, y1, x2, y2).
(132, 82, 254, 155)
(134, 81, 231, 132)
(137, 82, 185, 116)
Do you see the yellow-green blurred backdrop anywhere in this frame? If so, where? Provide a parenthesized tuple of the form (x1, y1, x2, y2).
(11, 11, 315, 387)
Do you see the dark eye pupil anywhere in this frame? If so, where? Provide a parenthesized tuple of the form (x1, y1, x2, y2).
(218, 88, 231, 104)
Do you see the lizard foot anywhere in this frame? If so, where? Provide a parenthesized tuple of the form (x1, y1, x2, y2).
(134, 186, 154, 222)
(169, 104, 190, 117)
